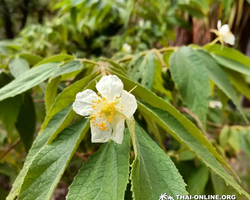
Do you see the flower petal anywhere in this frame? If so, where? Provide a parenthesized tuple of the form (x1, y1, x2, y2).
(219, 24, 230, 36)
(217, 20, 221, 29)
(223, 33, 235, 45)
(73, 89, 98, 116)
(91, 119, 112, 143)
(96, 75, 123, 102)
(111, 118, 125, 144)
(117, 90, 137, 118)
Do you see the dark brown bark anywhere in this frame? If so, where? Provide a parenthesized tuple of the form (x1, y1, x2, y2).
(21, 0, 30, 29)
(0, 0, 14, 38)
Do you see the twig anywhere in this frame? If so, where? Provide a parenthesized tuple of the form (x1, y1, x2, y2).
(179, 107, 205, 133)
(0, 138, 21, 160)
(77, 58, 100, 66)
(74, 151, 91, 162)
(34, 99, 45, 103)
(117, 47, 176, 63)
(206, 121, 223, 128)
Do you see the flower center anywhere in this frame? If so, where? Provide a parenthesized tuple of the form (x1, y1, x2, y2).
(90, 95, 121, 131)
(101, 102, 116, 122)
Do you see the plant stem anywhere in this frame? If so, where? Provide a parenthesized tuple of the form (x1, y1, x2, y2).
(0, 138, 21, 160)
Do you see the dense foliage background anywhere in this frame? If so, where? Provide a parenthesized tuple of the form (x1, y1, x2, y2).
(1, 0, 250, 199)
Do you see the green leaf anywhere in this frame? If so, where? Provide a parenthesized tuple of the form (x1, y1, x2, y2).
(178, 4, 205, 18)
(137, 101, 250, 198)
(72, 0, 85, 7)
(238, 128, 250, 157)
(45, 76, 61, 114)
(0, 73, 21, 141)
(19, 53, 43, 66)
(153, 59, 172, 98)
(17, 118, 89, 200)
(217, 88, 229, 111)
(47, 108, 76, 144)
(66, 131, 130, 200)
(0, 62, 59, 101)
(226, 69, 250, 100)
(219, 126, 230, 148)
(41, 73, 100, 131)
(179, 150, 196, 161)
(204, 44, 250, 68)
(213, 54, 250, 76)
(16, 92, 36, 152)
(228, 128, 240, 153)
(7, 106, 74, 200)
(114, 73, 236, 177)
(128, 52, 155, 89)
(101, 58, 127, 77)
(187, 165, 209, 195)
(9, 58, 29, 78)
(211, 172, 237, 196)
(170, 46, 210, 127)
(131, 123, 186, 199)
(34, 54, 74, 67)
(52, 60, 84, 78)
(197, 50, 243, 116)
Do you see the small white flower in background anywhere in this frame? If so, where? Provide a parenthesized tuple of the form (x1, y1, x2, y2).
(122, 43, 132, 53)
(139, 19, 144, 27)
(73, 75, 137, 144)
(209, 101, 222, 109)
(217, 20, 235, 45)
(211, 20, 235, 45)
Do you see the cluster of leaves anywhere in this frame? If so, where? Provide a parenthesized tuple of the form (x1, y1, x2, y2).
(5, 0, 239, 57)
(0, 40, 250, 199)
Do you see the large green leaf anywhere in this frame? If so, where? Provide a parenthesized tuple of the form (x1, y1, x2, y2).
(66, 131, 130, 200)
(226, 69, 250, 100)
(114, 73, 235, 177)
(0, 62, 59, 101)
(9, 58, 29, 78)
(16, 92, 36, 152)
(170, 47, 210, 127)
(52, 60, 84, 78)
(204, 44, 250, 68)
(41, 73, 100, 130)
(137, 101, 249, 198)
(128, 52, 155, 89)
(131, 124, 186, 200)
(45, 76, 61, 114)
(34, 54, 74, 67)
(213, 54, 250, 76)
(7, 106, 74, 200)
(17, 118, 89, 200)
(197, 50, 243, 116)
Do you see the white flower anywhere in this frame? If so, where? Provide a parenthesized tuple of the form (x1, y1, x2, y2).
(139, 19, 144, 27)
(122, 43, 132, 53)
(209, 101, 222, 109)
(73, 75, 137, 144)
(211, 20, 235, 45)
